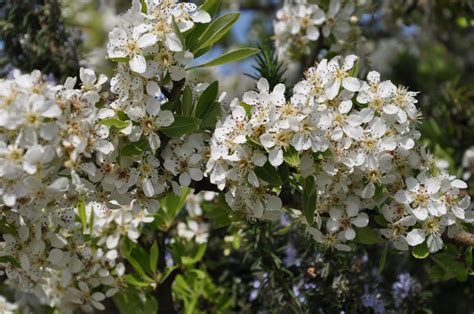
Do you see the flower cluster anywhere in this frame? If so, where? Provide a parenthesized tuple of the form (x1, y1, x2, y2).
(207, 54, 472, 253)
(107, 0, 209, 79)
(274, 0, 370, 59)
(0, 69, 212, 311)
(0, 69, 124, 311)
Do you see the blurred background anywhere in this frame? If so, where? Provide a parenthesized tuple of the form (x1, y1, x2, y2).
(1, 0, 474, 312)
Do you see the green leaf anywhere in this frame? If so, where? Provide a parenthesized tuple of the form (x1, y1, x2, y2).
(188, 48, 260, 69)
(124, 274, 151, 288)
(254, 162, 282, 186)
(160, 117, 201, 137)
(465, 246, 473, 269)
(154, 188, 191, 231)
(100, 118, 129, 129)
(78, 197, 87, 234)
(283, 146, 300, 167)
(181, 243, 207, 266)
(201, 200, 235, 229)
(378, 243, 389, 273)
(374, 215, 388, 227)
(412, 243, 430, 259)
(150, 241, 159, 275)
(200, 101, 221, 129)
(143, 294, 158, 314)
(199, 0, 220, 16)
(348, 59, 360, 77)
(195, 81, 218, 118)
(117, 110, 129, 121)
(109, 57, 129, 63)
(0, 220, 17, 236)
(140, 0, 147, 13)
(0, 256, 20, 268)
(354, 227, 384, 245)
(302, 176, 316, 225)
(432, 253, 468, 282)
(113, 288, 147, 314)
(120, 138, 148, 157)
(182, 85, 194, 117)
(122, 239, 154, 280)
(191, 13, 240, 54)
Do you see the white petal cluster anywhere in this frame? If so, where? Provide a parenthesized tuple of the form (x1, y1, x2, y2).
(207, 54, 472, 253)
(163, 133, 210, 189)
(107, 0, 209, 78)
(274, 0, 369, 59)
(0, 69, 162, 311)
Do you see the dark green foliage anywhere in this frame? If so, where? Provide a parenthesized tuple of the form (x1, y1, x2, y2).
(248, 40, 287, 90)
(0, 0, 80, 81)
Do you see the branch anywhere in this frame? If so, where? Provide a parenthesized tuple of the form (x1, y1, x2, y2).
(154, 230, 181, 314)
(452, 231, 474, 247)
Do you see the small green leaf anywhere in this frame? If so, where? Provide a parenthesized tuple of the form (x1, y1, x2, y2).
(120, 138, 148, 157)
(195, 81, 218, 118)
(0, 256, 20, 268)
(78, 197, 87, 234)
(199, 0, 220, 16)
(191, 13, 240, 54)
(200, 101, 221, 129)
(140, 0, 147, 13)
(465, 246, 473, 269)
(378, 243, 389, 273)
(283, 146, 300, 167)
(109, 57, 129, 63)
(124, 274, 151, 288)
(181, 243, 207, 266)
(355, 227, 384, 245)
(412, 243, 430, 259)
(432, 253, 468, 282)
(160, 117, 201, 137)
(150, 241, 159, 275)
(182, 85, 194, 117)
(348, 59, 360, 77)
(254, 162, 282, 186)
(100, 118, 129, 129)
(374, 215, 388, 227)
(302, 175, 316, 225)
(188, 48, 260, 69)
(117, 110, 129, 121)
(0, 220, 17, 236)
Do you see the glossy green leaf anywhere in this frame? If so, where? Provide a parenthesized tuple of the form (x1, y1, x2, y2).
(195, 81, 218, 118)
(465, 246, 473, 268)
(120, 138, 148, 157)
(302, 175, 316, 225)
(182, 85, 194, 117)
(0, 256, 20, 268)
(355, 227, 384, 245)
(412, 243, 430, 259)
(160, 117, 201, 137)
(188, 48, 260, 69)
(378, 243, 389, 273)
(100, 118, 129, 129)
(181, 243, 207, 266)
(78, 197, 87, 234)
(150, 241, 159, 275)
(254, 162, 282, 186)
(432, 253, 468, 282)
(199, 0, 220, 16)
(283, 146, 300, 167)
(191, 13, 240, 54)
